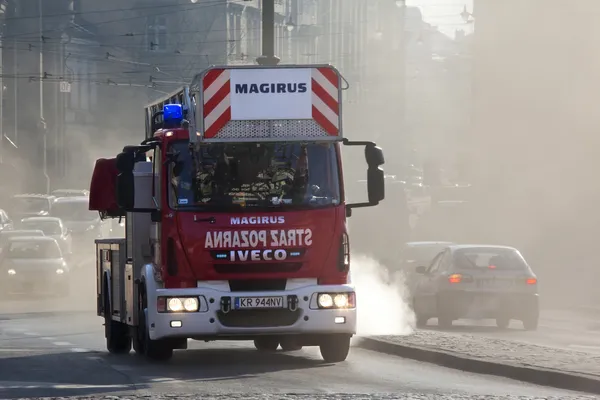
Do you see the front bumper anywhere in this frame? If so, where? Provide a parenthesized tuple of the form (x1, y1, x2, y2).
(147, 284, 357, 341)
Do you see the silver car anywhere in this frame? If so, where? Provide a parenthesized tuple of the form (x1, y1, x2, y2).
(412, 245, 539, 330)
(19, 217, 72, 256)
(50, 196, 109, 244)
(0, 236, 70, 297)
(0, 230, 45, 248)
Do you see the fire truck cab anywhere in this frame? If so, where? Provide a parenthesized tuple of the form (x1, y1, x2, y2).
(89, 64, 385, 362)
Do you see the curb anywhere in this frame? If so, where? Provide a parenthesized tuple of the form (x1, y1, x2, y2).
(357, 337, 600, 395)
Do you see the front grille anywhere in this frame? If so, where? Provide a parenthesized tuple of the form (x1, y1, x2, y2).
(228, 279, 287, 292)
(217, 308, 302, 328)
(214, 263, 302, 274)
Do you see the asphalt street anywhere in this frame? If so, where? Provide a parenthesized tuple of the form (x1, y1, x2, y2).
(0, 305, 592, 398)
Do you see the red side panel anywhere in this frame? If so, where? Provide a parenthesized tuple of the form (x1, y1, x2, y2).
(89, 158, 120, 215)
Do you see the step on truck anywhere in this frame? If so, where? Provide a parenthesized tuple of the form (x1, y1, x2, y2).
(88, 64, 386, 362)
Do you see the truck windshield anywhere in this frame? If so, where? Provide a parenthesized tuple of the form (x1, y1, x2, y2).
(168, 140, 341, 210)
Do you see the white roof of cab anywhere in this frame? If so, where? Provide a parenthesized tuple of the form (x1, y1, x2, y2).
(21, 217, 62, 223)
(53, 196, 89, 204)
(7, 236, 58, 243)
(0, 229, 44, 235)
(405, 241, 454, 247)
(447, 244, 518, 251)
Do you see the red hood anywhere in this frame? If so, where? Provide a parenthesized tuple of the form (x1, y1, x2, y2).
(173, 207, 344, 282)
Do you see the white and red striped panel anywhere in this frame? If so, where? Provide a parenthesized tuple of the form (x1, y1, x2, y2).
(310, 67, 340, 136)
(201, 67, 340, 139)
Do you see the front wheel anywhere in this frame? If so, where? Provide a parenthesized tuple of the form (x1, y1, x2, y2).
(137, 291, 173, 361)
(320, 334, 351, 363)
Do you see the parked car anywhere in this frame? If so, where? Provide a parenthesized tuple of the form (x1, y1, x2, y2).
(0, 236, 70, 297)
(0, 209, 14, 232)
(412, 244, 539, 330)
(19, 217, 72, 256)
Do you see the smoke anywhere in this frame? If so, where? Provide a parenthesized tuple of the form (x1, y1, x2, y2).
(352, 253, 415, 336)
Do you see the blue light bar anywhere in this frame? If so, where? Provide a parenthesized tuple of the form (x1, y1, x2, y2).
(164, 104, 183, 122)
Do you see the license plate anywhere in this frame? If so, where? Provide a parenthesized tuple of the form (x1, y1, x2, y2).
(479, 279, 513, 289)
(234, 296, 284, 309)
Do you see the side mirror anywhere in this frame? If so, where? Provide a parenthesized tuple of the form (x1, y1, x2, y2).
(116, 172, 135, 211)
(343, 140, 386, 217)
(415, 266, 427, 274)
(367, 165, 385, 204)
(115, 151, 136, 211)
(365, 145, 385, 167)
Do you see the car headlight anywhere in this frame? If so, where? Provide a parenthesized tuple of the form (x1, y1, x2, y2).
(56, 269, 64, 275)
(317, 292, 355, 309)
(161, 297, 199, 313)
(7, 269, 15, 275)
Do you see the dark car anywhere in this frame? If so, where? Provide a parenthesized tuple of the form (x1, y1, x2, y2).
(390, 241, 454, 293)
(412, 245, 539, 330)
(0, 236, 70, 297)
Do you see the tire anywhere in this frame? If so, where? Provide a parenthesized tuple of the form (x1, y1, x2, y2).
(496, 316, 510, 329)
(413, 298, 428, 328)
(138, 289, 173, 361)
(319, 334, 351, 363)
(104, 285, 131, 355)
(280, 337, 302, 352)
(436, 296, 453, 329)
(254, 337, 279, 352)
(415, 313, 428, 328)
(522, 315, 539, 331)
(437, 315, 453, 329)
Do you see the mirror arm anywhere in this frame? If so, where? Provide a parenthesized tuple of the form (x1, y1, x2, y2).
(342, 138, 376, 147)
(345, 201, 380, 217)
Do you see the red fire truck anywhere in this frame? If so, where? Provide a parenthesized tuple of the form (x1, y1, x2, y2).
(89, 64, 385, 362)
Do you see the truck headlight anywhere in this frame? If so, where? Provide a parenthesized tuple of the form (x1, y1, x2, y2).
(162, 297, 199, 313)
(56, 269, 64, 275)
(7, 269, 15, 275)
(317, 292, 355, 309)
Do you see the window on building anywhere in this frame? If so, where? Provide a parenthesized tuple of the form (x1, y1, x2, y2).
(147, 15, 167, 51)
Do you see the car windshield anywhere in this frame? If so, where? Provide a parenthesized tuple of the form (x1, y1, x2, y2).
(7, 241, 61, 259)
(21, 221, 61, 235)
(51, 202, 97, 221)
(168, 141, 341, 210)
(453, 248, 529, 271)
(14, 198, 49, 213)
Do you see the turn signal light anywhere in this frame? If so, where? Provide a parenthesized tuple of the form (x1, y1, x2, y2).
(526, 277, 537, 285)
(448, 274, 462, 283)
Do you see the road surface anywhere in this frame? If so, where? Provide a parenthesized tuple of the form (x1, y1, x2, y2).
(0, 304, 592, 399)
(424, 310, 600, 354)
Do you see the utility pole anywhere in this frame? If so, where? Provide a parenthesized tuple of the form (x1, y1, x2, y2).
(38, 0, 49, 193)
(256, 0, 280, 66)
